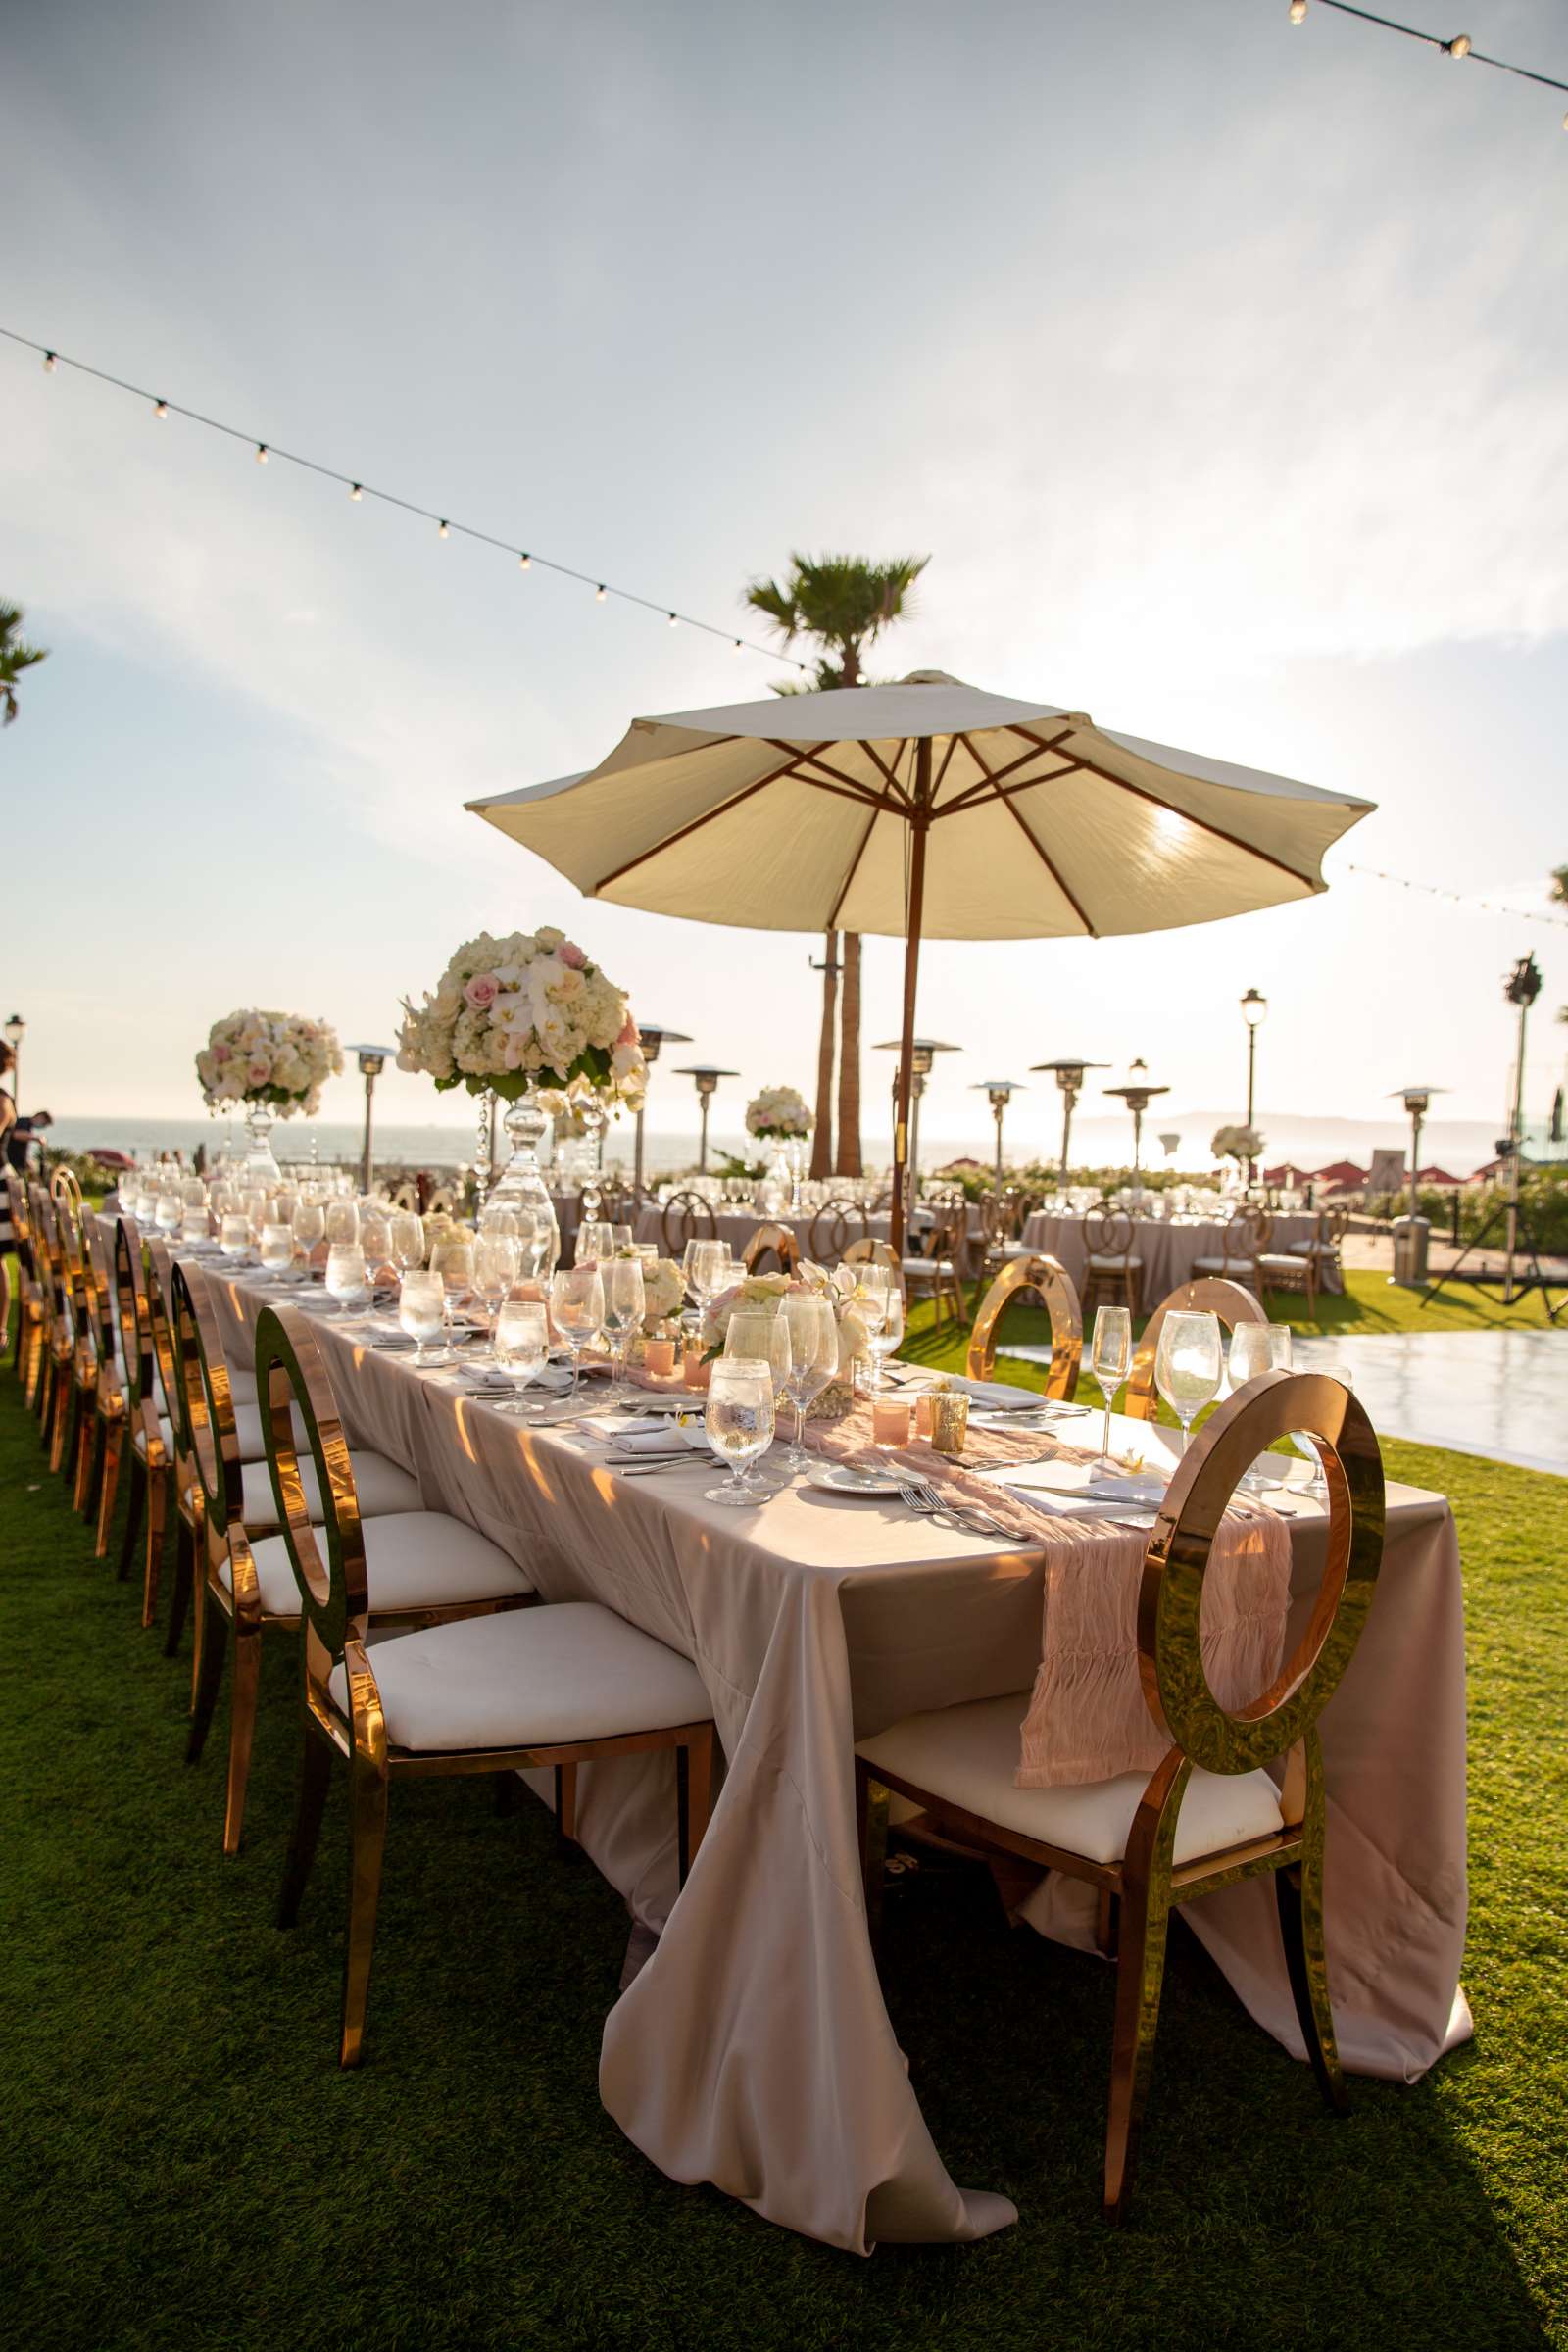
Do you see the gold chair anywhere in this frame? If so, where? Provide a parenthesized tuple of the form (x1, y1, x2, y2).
(144, 1240, 206, 1650)
(77, 1210, 130, 1554)
(856, 1368, 1385, 2221)
(1191, 1208, 1269, 1297)
(254, 1301, 717, 2066)
(1124, 1278, 1267, 1423)
(28, 1183, 79, 1471)
(965, 1254, 1083, 1400)
(50, 1176, 107, 1513)
(173, 1264, 501, 1854)
(808, 1199, 869, 1260)
(902, 1210, 968, 1329)
(5, 1168, 45, 1402)
(1257, 1234, 1318, 1318)
(741, 1221, 800, 1276)
(661, 1189, 718, 1251)
(842, 1236, 904, 1292)
(1082, 1204, 1144, 1319)
(112, 1219, 178, 1617)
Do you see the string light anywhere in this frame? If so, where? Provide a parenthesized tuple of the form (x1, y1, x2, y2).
(1346, 862, 1568, 930)
(0, 323, 812, 671)
(1284, 2, 1568, 125)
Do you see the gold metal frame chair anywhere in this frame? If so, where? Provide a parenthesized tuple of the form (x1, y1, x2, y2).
(808, 1199, 869, 1260)
(842, 1235, 902, 1289)
(1124, 1278, 1267, 1422)
(77, 1209, 130, 1553)
(254, 1302, 716, 2066)
(5, 1167, 45, 1402)
(145, 1239, 204, 1652)
(1192, 1207, 1270, 1296)
(965, 1253, 1083, 1399)
(857, 1368, 1385, 2221)
(50, 1174, 106, 1512)
(113, 1218, 175, 1618)
(28, 1182, 78, 1470)
(1082, 1202, 1144, 1319)
(902, 1210, 968, 1329)
(661, 1189, 718, 1250)
(741, 1221, 800, 1276)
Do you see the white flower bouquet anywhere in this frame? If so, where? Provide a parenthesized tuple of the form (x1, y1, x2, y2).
(636, 1254, 685, 1331)
(745, 1084, 811, 1142)
(195, 1009, 342, 1117)
(397, 926, 647, 1109)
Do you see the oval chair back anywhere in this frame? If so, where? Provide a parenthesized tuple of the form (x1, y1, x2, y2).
(808, 1199, 868, 1260)
(251, 1302, 368, 1704)
(661, 1189, 718, 1250)
(143, 1241, 190, 1457)
(50, 1163, 85, 1220)
(842, 1235, 901, 1289)
(113, 1216, 157, 1426)
(1124, 1278, 1266, 1422)
(169, 1259, 245, 1545)
(966, 1254, 1083, 1399)
(741, 1221, 799, 1276)
(1084, 1202, 1135, 1261)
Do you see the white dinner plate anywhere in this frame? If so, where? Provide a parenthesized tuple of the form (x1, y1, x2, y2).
(805, 1463, 904, 1498)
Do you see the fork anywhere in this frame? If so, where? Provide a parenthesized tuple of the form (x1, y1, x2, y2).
(898, 1480, 1017, 1543)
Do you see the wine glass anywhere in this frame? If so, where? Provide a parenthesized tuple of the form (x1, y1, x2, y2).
(602, 1257, 646, 1401)
(470, 1232, 521, 1357)
(292, 1198, 325, 1273)
(686, 1240, 731, 1333)
(323, 1200, 360, 1250)
(704, 1356, 776, 1506)
(576, 1219, 614, 1265)
(549, 1264, 606, 1403)
(1086, 1304, 1133, 1477)
(259, 1221, 294, 1279)
(219, 1212, 251, 1262)
(1229, 1320, 1278, 1490)
(493, 1299, 551, 1415)
(1153, 1309, 1223, 1454)
(359, 1209, 392, 1295)
(324, 1243, 370, 1314)
(1294, 1359, 1352, 1501)
(612, 1224, 634, 1250)
(863, 1278, 905, 1393)
(398, 1269, 446, 1368)
(388, 1210, 425, 1281)
(154, 1188, 183, 1245)
(429, 1234, 475, 1358)
(778, 1294, 839, 1471)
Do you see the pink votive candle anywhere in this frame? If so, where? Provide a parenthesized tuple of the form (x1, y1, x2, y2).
(644, 1336, 676, 1378)
(913, 1389, 938, 1440)
(871, 1394, 914, 1448)
(682, 1339, 710, 1391)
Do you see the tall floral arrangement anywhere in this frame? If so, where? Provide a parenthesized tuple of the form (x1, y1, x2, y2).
(746, 1085, 811, 1142)
(397, 926, 646, 1108)
(196, 1010, 341, 1117)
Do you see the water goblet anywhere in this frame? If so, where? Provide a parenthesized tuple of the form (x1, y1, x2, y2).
(429, 1234, 475, 1356)
(398, 1269, 446, 1368)
(154, 1188, 183, 1245)
(388, 1210, 425, 1280)
(778, 1293, 839, 1472)
(1228, 1320, 1278, 1490)
(704, 1356, 776, 1505)
(471, 1232, 521, 1356)
(602, 1257, 646, 1400)
(1153, 1308, 1223, 1454)
(548, 1264, 606, 1402)
(219, 1212, 251, 1262)
(259, 1222, 294, 1280)
(493, 1299, 551, 1414)
(1086, 1304, 1133, 1477)
(325, 1243, 370, 1315)
(323, 1200, 360, 1251)
(292, 1199, 325, 1273)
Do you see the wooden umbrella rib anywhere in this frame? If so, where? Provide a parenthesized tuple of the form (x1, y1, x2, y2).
(828, 805, 883, 931)
(853, 737, 913, 807)
(999, 792, 1100, 938)
(761, 739, 899, 807)
(1062, 752, 1323, 893)
(590, 752, 812, 893)
(933, 735, 1081, 818)
(930, 732, 963, 798)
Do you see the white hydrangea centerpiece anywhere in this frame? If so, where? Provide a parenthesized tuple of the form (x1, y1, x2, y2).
(745, 1084, 811, 1142)
(397, 926, 647, 1109)
(195, 1009, 342, 1117)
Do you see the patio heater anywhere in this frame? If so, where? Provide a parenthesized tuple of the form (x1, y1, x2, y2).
(1390, 1084, 1446, 1216)
(1030, 1058, 1108, 1188)
(4, 1010, 24, 1105)
(875, 1038, 957, 1200)
(630, 1023, 691, 1203)
(1103, 1060, 1170, 1179)
(1241, 988, 1266, 1186)
(970, 1079, 1026, 1195)
(347, 1044, 397, 1194)
(672, 1065, 737, 1174)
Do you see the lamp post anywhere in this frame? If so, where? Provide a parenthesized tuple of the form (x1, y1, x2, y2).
(971, 1079, 1026, 1195)
(673, 1065, 737, 1174)
(1103, 1059, 1170, 1180)
(631, 1024, 692, 1204)
(346, 1045, 396, 1194)
(1501, 955, 1543, 1304)
(4, 1011, 24, 1105)
(1030, 1058, 1108, 1188)
(1241, 988, 1266, 1188)
(875, 1037, 957, 1203)
(1391, 1085, 1446, 1217)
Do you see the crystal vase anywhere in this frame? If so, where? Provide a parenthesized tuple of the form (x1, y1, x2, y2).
(487, 1092, 561, 1275)
(242, 1102, 283, 1185)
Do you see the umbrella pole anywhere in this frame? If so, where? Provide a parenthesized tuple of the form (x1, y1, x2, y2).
(890, 741, 932, 1259)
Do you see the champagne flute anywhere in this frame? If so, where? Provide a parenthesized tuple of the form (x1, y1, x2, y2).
(398, 1269, 445, 1368)
(602, 1257, 646, 1401)
(778, 1293, 838, 1471)
(704, 1356, 776, 1505)
(471, 1232, 521, 1357)
(493, 1299, 551, 1414)
(324, 1242, 370, 1315)
(1153, 1309, 1223, 1454)
(1086, 1304, 1133, 1477)
(549, 1264, 606, 1402)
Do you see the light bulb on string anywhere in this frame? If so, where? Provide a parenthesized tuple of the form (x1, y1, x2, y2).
(42, 350, 57, 372)
(595, 584, 606, 602)
(733, 638, 743, 653)
(1446, 33, 1471, 59)
(153, 399, 169, 418)
(255, 443, 269, 464)
(1289, 0, 1306, 22)
(518, 552, 530, 570)
(349, 481, 363, 500)
(667, 612, 678, 627)
(437, 518, 449, 538)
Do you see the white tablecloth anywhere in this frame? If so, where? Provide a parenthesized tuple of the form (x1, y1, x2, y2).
(1018, 1210, 1337, 1296)
(165, 1237, 1468, 2254)
(633, 1205, 894, 1260)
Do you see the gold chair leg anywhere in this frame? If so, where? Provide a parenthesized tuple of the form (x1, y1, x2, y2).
(48, 1365, 71, 1472)
(555, 1760, 579, 1847)
(277, 1717, 333, 1928)
(221, 1621, 262, 1855)
(74, 1402, 99, 1517)
(1276, 1733, 1348, 2116)
(186, 1589, 228, 1766)
(118, 1450, 146, 1585)
(142, 1464, 169, 1628)
(95, 1419, 125, 1559)
(340, 1752, 390, 2068)
(163, 1511, 194, 1656)
(1102, 1870, 1173, 2225)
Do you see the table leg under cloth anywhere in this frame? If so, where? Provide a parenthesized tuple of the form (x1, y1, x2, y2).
(187, 1251, 1469, 2247)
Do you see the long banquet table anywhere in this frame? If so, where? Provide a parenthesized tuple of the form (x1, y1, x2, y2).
(175, 1242, 1467, 2253)
(633, 1204, 895, 1258)
(1018, 1208, 1340, 1296)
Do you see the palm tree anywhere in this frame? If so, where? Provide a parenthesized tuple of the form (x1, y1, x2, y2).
(0, 604, 48, 726)
(744, 553, 929, 1175)
(808, 932, 838, 1179)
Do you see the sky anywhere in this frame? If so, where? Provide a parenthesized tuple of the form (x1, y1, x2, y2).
(3, 0, 1566, 1166)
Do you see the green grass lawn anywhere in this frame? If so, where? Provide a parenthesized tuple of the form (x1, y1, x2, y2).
(2, 1358, 1564, 2351)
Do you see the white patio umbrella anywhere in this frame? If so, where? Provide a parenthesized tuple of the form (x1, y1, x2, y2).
(469, 673, 1374, 1252)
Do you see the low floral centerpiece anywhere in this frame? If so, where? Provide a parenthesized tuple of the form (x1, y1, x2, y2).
(700, 1261, 873, 1418)
(636, 1253, 685, 1336)
(398, 925, 647, 1245)
(196, 1009, 342, 1176)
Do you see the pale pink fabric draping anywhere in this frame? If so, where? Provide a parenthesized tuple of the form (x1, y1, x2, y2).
(151, 1230, 1469, 2251)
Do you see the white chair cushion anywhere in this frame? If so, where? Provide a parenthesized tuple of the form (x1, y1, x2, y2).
(857, 1692, 1283, 1867)
(1258, 1254, 1307, 1276)
(228, 1367, 258, 1409)
(235, 1447, 422, 1529)
(902, 1257, 956, 1277)
(133, 1412, 175, 1458)
(328, 1600, 710, 1754)
(224, 1509, 534, 1619)
(1191, 1256, 1255, 1277)
(1087, 1253, 1143, 1271)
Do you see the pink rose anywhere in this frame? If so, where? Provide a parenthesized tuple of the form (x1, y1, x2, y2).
(616, 1012, 639, 1048)
(248, 1060, 270, 1086)
(213, 1043, 230, 1062)
(558, 942, 586, 969)
(465, 973, 500, 1010)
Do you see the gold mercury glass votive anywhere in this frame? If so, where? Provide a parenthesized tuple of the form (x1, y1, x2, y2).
(929, 1390, 970, 1458)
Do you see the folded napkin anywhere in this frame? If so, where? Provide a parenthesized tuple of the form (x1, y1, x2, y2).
(954, 1377, 1052, 1411)
(583, 1414, 692, 1456)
